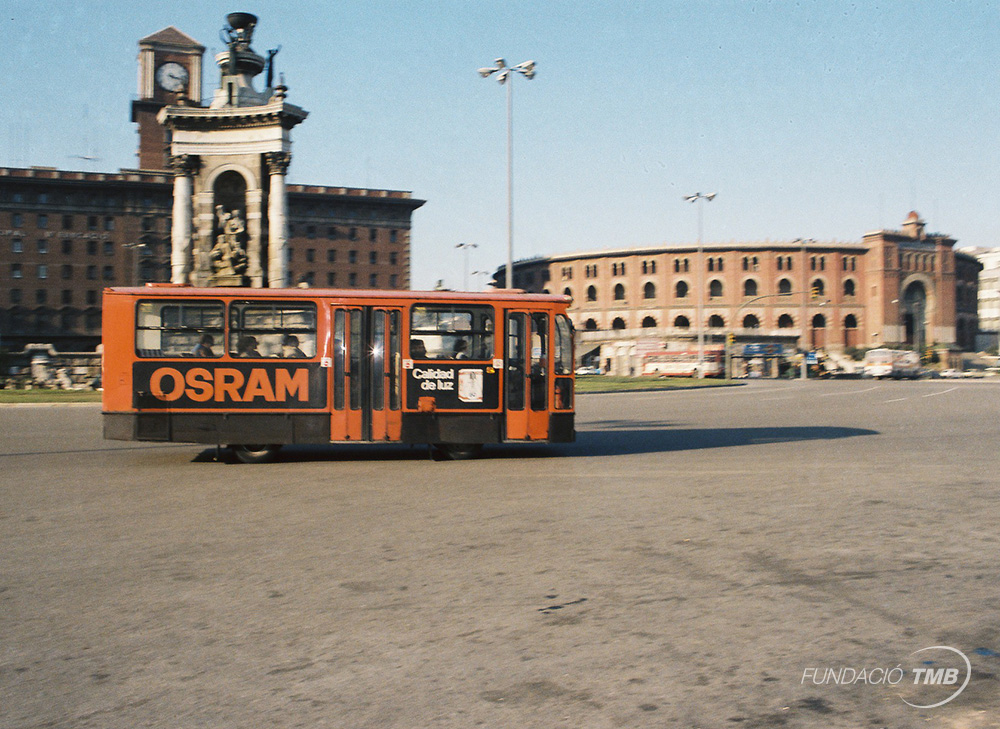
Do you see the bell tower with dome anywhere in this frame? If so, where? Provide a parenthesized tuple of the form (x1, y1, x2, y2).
(157, 12, 308, 288)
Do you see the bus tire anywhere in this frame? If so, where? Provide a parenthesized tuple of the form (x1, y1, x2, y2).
(434, 443, 483, 461)
(231, 444, 282, 464)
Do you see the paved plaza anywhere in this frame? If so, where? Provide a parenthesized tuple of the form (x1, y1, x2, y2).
(2, 380, 999, 728)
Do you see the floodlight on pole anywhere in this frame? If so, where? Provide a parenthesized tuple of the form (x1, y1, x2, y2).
(478, 58, 536, 289)
(455, 242, 478, 290)
(683, 192, 716, 378)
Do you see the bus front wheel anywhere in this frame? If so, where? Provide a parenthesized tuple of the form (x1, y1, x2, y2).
(433, 443, 483, 461)
(231, 444, 282, 464)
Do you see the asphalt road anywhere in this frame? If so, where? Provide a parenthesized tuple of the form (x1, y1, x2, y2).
(2, 380, 999, 728)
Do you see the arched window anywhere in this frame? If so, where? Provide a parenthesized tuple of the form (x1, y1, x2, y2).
(843, 279, 855, 297)
(643, 282, 656, 299)
(777, 314, 794, 328)
(708, 315, 725, 329)
(612, 317, 626, 330)
(641, 316, 657, 328)
(673, 315, 690, 329)
(613, 283, 625, 301)
(742, 314, 760, 329)
(586, 285, 597, 302)
(743, 279, 758, 297)
(584, 318, 598, 331)
(812, 314, 826, 328)
(675, 280, 689, 298)
(563, 287, 572, 299)
(709, 279, 723, 298)
(778, 278, 792, 295)
(812, 279, 825, 297)
(844, 314, 858, 328)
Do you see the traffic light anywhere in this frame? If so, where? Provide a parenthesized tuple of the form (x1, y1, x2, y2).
(810, 285, 820, 300)
(727, 333, 735, 346)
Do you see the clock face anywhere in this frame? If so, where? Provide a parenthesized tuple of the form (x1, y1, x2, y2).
(156, 62, 189, 92)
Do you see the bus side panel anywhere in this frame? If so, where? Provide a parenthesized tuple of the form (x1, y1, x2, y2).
(102, 292, 137, 413)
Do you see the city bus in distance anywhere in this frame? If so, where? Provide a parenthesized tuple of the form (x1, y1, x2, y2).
(642, 350, 724, 378)
(102, 286, 575, 462)
(862, 348, 920, 379)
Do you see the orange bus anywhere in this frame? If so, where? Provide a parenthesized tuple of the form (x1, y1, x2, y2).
(102, 285, 575, 461)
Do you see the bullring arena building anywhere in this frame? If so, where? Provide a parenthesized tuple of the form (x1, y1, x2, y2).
(502, 212, 981, 375)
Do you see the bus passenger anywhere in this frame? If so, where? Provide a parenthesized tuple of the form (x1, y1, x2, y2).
(452, 338, 469, 359)
(281, 334, 307, 358)
(191, 334, 215, 358)
(410, 338, 428, 359)
(237, 336, 261, 358)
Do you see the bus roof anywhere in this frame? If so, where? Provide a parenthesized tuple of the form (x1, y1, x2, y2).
(104, 285, 570, 305)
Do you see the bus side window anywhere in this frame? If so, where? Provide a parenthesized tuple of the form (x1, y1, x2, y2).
(229, 301, 318, 358)
(136, 300, 224, 358)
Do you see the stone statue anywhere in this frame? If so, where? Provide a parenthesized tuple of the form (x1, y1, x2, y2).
(210, 205, 248, 279)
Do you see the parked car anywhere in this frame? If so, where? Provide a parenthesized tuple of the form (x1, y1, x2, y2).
(575, 366, 601, 376)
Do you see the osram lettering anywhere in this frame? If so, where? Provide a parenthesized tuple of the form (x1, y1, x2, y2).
(149, 367, 309, 403)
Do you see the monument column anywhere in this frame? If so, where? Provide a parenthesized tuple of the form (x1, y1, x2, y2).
(169, 154, 200, 283)
(266, 151, 291, 287)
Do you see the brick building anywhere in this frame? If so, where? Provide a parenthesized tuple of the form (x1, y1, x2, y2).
(502, 212, 980, 371)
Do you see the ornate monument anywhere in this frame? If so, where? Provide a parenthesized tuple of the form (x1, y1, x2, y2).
(158, 12, 308, 287)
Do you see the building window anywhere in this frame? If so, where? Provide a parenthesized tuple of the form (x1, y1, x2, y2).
(11, 263, 23, 279)
(708, 315, 725, 328)
(742, 314, 760, 329)
(673, 315, 690, 329)
(390, 252, 397, 265)
(87, 265, 97, 280)
(709, 279, 723, 298)
(562, 266, 573, 280)
(62, 290, 72, 305)
(37, 239, 48, 254)
(10, 288, 22, 304)
(37, 265, 47, 279)
(103, 241, 113, 256)
(88, 216, 98, 231)
(87, 241, 97, 255)
(811, 278, 825, 297)
(86, 290, 97, 305)
(778, 314, 794, 328)
(36, 289, 47, 305)
(612, 317, 626, 330)
(613, 283, 626, 301)
(327, 249, 336, 263)
(778, 278, 792, 295)
(12, 239, 23, 254)
(327, 272, 336, 286)
(369, 228, 378, 242)
(349, 272, 357, 286)
(390, 230, 398, 243)
(586, 285, 597, 302)
(675, 280, 689, 298)
(843, 279, 856, 297)
(642, 260, 657, 274)
(37, 214, 48, 229)
(306, 248, 315, 263)
(103, 265, 114, 280)
(12, 213, 23, 228)
(349, 250, 357, 264)
(327, 226, 338, 239)
(743, 279, 758, 297)
(349, 228, 358, 240)
(369, 274, 378, 287)
(612, 262, 626, 276)
(641, 316, 657, 328)
(369, 251, 377, 265)
(62, 240, 73, 255)
(643, 282, 656, 299)
(306, 225, 316, 239)
(61, 264, 73, 279)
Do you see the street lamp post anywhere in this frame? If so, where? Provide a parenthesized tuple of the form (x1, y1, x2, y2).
(684, 192, 716, 378)
(455, 242, 478, 290)
(478, 58, 536, 289)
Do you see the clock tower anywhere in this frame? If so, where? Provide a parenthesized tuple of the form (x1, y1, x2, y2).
(131, 27, 205, 171)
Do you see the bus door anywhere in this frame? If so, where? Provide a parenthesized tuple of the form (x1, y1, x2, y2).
(505, 310, 549, 441)
(331, 306, 402, 442)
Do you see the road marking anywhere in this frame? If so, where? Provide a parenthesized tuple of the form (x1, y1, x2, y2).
(922, 387, 958, 398)
(884, 397, 908, 403)
(818, 386, 880, 397)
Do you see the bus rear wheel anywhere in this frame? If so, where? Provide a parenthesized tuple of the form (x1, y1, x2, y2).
(433, 443, 483, 461)
(231, 444, 282, 464)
